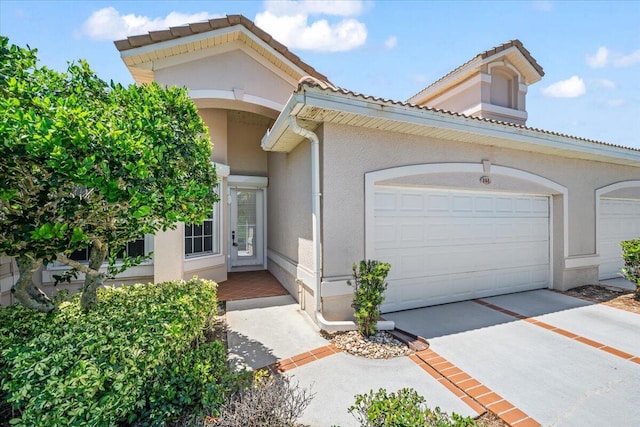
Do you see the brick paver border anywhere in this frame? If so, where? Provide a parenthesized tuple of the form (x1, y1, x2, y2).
(411, 348, 541, 426)
(261, 344, 341, 374)
(258, 343, 537, 425)
(473, 299, 640, 365)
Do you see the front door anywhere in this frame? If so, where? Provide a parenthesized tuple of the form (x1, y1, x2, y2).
(229, 188, 265, 269)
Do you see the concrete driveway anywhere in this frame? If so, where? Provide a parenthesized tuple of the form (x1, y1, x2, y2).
(226, 295, 481, 427)
(385, 289, 640, 426)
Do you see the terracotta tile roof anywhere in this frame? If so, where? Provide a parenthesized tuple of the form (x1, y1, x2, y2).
(113, 14, 329, 82)
(407, 39, 544, 103)
(297, 77, 639, 154)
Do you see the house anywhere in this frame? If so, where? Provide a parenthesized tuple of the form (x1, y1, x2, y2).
(2, 15, 639, 330)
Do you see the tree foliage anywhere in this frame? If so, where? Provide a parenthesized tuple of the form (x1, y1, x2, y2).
(0, 36, 218, 311)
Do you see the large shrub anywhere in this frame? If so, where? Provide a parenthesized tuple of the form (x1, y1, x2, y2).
(621, 238, 640, 300)
(1, 37, 218, 312)
(348, 260, 391, 336)
(0, 278, 229, 426)
(349, 388, 478, 427)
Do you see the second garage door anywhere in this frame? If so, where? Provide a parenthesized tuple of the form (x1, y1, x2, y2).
(374, 187, 551, 313)
(599, 198, 640, 280)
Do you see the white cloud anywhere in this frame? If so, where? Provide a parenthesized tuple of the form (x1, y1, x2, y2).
(542, 76, 586, 98)
(606, 98, 625, 107)
(384, 36, 397, 49)
(586, 46, 640, 68)
(254, 2, 367, 52)
(78, 7, 219, 40)
(532, 1, 553, 11)
(591, 78, 615, 89)
(613, 49, 640, 67)
(262, 0, 364, 17)
(586, 46, 609, 68)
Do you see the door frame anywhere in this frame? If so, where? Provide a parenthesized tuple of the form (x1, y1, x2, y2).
(227, 175, 268, 271)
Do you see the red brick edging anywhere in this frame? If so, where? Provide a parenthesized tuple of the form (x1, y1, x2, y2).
(411, 349, 541, 426)
(473, 299, 640, 365)
(262, 344, 340, 374)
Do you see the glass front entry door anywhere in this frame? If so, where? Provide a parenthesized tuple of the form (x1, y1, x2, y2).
(229, 188, 264, 268)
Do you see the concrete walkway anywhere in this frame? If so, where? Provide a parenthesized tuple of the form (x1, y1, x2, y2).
(385, 289, 640, 427)
(225, 294, 481, 427)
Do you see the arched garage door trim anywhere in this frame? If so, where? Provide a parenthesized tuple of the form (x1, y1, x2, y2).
(596, 180, 640, 279)
(365, 162, 569, 261)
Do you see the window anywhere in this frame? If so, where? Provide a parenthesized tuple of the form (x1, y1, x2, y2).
(490, 68, 518, 109)
(69, 239, 146, 262)
(185, 187, 221, 258)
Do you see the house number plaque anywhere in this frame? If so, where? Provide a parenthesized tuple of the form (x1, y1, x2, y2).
(480, 176, 492, 185)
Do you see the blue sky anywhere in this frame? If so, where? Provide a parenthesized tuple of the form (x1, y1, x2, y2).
(1, 0, 639, 148)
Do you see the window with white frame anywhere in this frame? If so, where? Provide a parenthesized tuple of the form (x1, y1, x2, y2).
(69, 238, 147, 262)
(185, 186, 221, 258)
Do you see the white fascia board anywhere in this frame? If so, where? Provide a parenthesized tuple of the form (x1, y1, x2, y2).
(479, 46, 542, 83)
(260, 92, 305, 151)
(121, 26, 309, 81)
(300, 86, 640, 164)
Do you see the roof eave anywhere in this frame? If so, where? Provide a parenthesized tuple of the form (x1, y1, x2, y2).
(272, 84, 640, 166)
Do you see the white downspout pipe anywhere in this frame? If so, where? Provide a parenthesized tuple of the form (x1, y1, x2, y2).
(287, 116, 394, 332)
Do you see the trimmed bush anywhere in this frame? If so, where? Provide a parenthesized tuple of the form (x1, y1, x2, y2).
(0, 278, 227, 426)
(620, 238, 640, 299)
(348, 260, 391, 337)
(349, 388, 478, 427)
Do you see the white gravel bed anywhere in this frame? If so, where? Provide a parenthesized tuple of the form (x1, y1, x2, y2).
(323, 330, 413, 359)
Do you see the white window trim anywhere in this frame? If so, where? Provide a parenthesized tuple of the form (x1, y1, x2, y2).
(184, 183, 223, 260)
(47, 235, 155, 271)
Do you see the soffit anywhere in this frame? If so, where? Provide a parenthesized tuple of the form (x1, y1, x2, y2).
(267, 83, 640, 168)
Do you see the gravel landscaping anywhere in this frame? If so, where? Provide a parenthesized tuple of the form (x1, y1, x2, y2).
(322, 330, 413, 359)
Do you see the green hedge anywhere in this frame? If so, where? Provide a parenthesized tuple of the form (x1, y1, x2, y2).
(0, 278, 227, 426)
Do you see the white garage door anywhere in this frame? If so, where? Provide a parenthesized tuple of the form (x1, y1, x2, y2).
(374, 187, 550, 313)
(599, 198, 640, 280)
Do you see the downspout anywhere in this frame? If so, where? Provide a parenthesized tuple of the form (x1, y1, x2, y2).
(287, 116, 394, 332)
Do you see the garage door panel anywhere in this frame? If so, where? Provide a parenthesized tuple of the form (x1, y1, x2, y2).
(599, 198, 640, 279)
(374, 187, 550, 312)
(383, 265, 549, 313)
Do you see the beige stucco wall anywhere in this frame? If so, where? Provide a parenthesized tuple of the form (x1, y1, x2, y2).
(320, 121, 640, 288)
(155, 49, 294, 108)
(427, 81, 481, 114)
(228, 119, 269, 176)
(266, 139, 313, 297)
(200, 109, 228, 164)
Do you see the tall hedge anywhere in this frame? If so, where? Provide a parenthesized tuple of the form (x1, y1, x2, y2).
(0, 279, 227, 426)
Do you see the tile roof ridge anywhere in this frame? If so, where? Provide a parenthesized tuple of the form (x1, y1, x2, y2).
(113, 14, 329, 82)
(406, 39, 544, 103)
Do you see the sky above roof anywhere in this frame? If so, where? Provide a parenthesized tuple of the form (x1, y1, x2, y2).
(1, 0, 639, 148)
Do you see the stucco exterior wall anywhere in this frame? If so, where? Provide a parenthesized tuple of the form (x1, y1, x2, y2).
(228, 120, 268, 176)
(428, 82, 481, 114)
(320, 121, 640, 282)
(154, 48, 294, 107)
(266, 138, 313, 296)
(200, 109, 228, 164)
